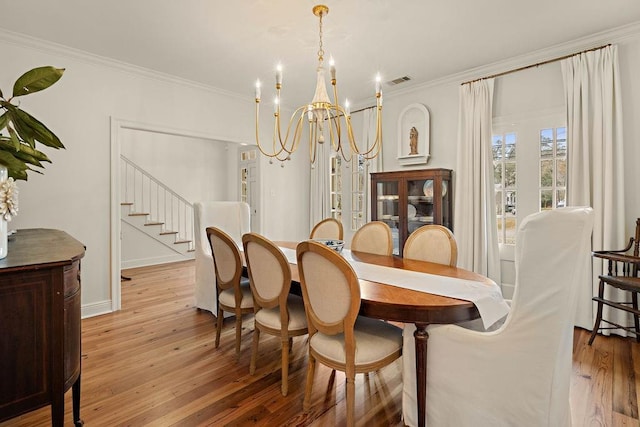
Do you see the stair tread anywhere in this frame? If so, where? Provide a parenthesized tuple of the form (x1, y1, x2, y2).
(160, 231, 178, 235)
(144, 222, 165, 226)
(121, 202, 133, 205)
(174, 240, 192, 244)
(129, 212, 149, 216)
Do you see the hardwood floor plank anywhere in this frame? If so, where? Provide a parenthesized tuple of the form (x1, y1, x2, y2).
(613, 336, 639, 418)
(1, 260, 639, 426)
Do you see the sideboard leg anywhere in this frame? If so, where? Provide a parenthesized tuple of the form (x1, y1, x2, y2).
(73, 374, 84, 426)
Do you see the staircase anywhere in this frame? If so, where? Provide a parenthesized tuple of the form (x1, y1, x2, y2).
(121, 156, 195, 256)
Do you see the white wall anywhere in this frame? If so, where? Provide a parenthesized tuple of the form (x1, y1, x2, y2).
(1, 32, 308, 317)
(120, 129, 232, 268)
(4, 23, 640, 316)
(377, 27, 640, 297)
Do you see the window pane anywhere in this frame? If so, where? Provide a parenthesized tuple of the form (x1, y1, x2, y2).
(505, 217, 517, 245)
(556, 159, 566, 186)
(506, 190, 516, 215)
(505, 133, 516, 159)
(497, 217, 504, 244)
(540, 159, 553, 187)
(556, 189, 566, 208)
(352, 193, 363, 211)
(540, 129, 553, 159)
(495, 190, 503, 215)
(556, 127, 567, 157)
(505, 162, 516, 187)
(492, 135, 503, 160)
(540, 189, 553, 210)
(494, 163, 503, 188)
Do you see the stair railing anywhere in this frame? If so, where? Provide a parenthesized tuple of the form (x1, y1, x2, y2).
(121, 155, 194, 251)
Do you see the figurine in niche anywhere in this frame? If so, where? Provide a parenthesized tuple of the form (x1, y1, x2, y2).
(409, 126, 419, 155)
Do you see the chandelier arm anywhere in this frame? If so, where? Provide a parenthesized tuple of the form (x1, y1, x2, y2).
(331, 84, 343, 147)
(277, 105, 310, 155)
(255, 101, 286, 158)
(309, 120, 318, 164)
(346, 111, 381, 159)
(290, 111, 307, 157)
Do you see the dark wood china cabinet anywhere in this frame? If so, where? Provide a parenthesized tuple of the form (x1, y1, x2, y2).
(371, 168, 453, 256)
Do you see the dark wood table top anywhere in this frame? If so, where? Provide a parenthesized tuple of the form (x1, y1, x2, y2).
(276, 241, 493, 324)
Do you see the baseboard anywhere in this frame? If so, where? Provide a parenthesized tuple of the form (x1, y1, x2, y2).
(82, 300, 113, 319)
(122, 253, 193, 269)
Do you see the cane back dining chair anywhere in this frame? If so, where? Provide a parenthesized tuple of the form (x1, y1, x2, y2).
(350, 221, 393, 256)
(296, 240, 403, 427)
(403, 224, 458, 266)
(207, 226, 254, 356)
(310, 217, 344, 240)
(242, 233, 308, 396)
(589, 217, 640, 344)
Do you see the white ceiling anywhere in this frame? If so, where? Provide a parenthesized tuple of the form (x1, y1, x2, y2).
(2, 0, 640, 108)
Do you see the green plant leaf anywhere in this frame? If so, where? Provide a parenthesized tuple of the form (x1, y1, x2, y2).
(0, 138, 51, 162)
(14, 108, 64, 149)
(0, 113, 7, 131)
(7, 126, 21, 150)
(12, 66, 65, 97)
(0, 150, 29, 180)
(13, 150, 44, 168)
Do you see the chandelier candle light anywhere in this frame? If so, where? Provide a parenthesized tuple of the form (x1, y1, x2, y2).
(254, 4, 383, 167)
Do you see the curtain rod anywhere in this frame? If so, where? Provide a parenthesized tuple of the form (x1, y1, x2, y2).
(461, 43, 612, 86)
(350, 105, 376, 115)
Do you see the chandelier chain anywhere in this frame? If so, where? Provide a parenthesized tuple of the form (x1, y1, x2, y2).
(317, 12, 324, 63)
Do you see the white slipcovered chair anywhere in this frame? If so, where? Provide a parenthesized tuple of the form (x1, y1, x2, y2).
(402, 207, 594, 427)
(194, 201, 250, 314)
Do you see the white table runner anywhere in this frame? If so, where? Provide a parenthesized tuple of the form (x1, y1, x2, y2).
(281, 247, 509, 329)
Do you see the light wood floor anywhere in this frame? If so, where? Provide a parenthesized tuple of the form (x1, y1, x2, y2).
(2, 260, 639, 426)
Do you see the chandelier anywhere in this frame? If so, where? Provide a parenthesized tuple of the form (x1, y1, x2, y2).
(254, 4, 383, 167)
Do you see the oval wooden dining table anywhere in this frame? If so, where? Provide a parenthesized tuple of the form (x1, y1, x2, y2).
(275, 242, 494, 427)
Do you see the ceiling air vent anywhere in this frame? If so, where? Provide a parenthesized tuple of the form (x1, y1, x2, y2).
(388, 76, 411, 85)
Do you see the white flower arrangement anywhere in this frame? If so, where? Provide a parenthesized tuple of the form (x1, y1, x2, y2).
(0, 177, 18, 221)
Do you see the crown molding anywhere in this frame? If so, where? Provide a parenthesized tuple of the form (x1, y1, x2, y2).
(385, 20, 640, 100)
(0, 27, 251, 104)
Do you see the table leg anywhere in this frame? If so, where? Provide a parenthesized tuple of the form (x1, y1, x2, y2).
(414, 322, 429, 427)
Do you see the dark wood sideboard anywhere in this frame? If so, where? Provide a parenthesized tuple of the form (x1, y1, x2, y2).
(0, 229, 85, 426)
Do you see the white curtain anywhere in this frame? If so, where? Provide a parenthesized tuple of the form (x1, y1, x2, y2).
(361, 108, 380, 222)
(453, 79, 501, 284)
(561, 45, 627, 331)
(309, 140, 331, 231)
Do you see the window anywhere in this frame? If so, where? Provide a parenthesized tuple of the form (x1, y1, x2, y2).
(493, 132, 517, 244)
(493, 113, 566, 248)
(539, 127, 567, 210)
(351, 154, 366, 230)
(330, 155, 342, 221)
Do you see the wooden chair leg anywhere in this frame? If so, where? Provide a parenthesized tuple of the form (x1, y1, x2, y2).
(632, 292, 640, 343)
(235, 312, 242, 357)
(281, 336, 290, 396)
(589, 279, 606, 346)
(250, 327, 260, 375)
(303, 353, 316, 411)
(346, 374, 355, 427)
(215, 307, 224, 348)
